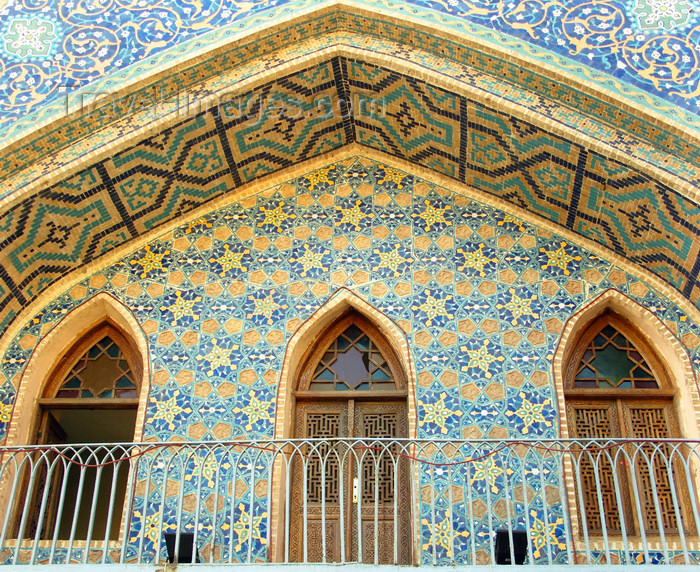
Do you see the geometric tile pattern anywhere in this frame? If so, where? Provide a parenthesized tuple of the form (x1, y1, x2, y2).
(2, 157, 700, 565)
(2, 0, 700, 148)
(1, 58, 700, 333)
(3, 7, 700, 188)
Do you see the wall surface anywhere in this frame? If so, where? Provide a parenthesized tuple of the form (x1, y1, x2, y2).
(2, 157, 700, 565)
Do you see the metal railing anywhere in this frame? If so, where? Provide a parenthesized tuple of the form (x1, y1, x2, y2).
(0, 439, 699, 565)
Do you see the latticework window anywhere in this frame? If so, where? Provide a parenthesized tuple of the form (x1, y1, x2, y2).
(564, 310, 689, 536)
(55, 336, 137, 399)
(310, 324, 394, 391)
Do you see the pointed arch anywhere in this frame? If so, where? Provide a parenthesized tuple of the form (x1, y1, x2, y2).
(273, 287, 417, 441)
(552, 288, 700, 441)
(6, 292, 151, 447)
(553, 289, 700, 545)
(270, 288, 417, 563)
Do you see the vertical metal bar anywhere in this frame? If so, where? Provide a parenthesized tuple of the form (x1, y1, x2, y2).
(211, 448, 221, 564)
(610, 445, 631, 564)
(320, 441, 327, 564)
(485, 446, 494, 565)
(665, 444, 688, 564)
(302, 444, 309, 563)
(66, 450, 88, 563)
(465, 457, 476, 565)
(429, 463, 436, 565)
(447, 461, 455, 565)
(589, 447, 611, 562)
(570, 445, 591, 563)
(119, 445, 139, 564)
(83, 448, 103, 564)
(626, 444, 650, 563)
(153, 447, 170, 565)
(228, 446, 244, 563)
(265, 446, 275, 562)
(503, 445, 515, 567)
(557, 443, 573, 565)
(247, 447, 261, 564)
(101, 447, 122, 564)
(373, 445, 379, 565)
(521, 452, 534, 566)
(283, 444, 293, 563)
(339, 441, 346, 563)
(30, 450, 59, 564)
(355, 445, 364, 563)
(392, 441, 399, 565)
(536, 448, 552, 565)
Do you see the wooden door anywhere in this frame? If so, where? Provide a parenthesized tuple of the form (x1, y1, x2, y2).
(290, 400, 410, 564)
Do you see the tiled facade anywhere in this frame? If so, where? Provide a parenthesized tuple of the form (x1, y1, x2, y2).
(2, 56, 700, 339)
(1, 158, 700, 564)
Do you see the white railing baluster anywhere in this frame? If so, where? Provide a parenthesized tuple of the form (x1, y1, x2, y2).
(0, 438, 699, 566)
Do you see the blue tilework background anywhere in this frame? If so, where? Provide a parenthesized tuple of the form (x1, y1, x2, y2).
(1, 157, 700, 564)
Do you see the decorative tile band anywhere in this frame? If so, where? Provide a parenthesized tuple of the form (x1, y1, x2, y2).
(1, 58, 699, 336)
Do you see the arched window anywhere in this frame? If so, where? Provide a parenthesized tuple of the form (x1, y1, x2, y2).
(564, 310, 691, 536)
(289, 311, 411, 564)
(20, 322, 140, 541)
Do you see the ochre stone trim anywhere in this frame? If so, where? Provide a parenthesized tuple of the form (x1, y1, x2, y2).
(552, 288, 700, 550)
(5, 292, 151, 447)
(269, 286, 417, 562)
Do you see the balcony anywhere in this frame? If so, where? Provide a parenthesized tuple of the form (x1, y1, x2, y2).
(0, 439, 699, 567)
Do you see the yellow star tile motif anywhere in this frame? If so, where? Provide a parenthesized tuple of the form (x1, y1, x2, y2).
(505, 392, 552, 434)
(457, 243, 498, 276)
(231, 503, 267, 551)
(185, 217, 212, 234)
(373, 244, 413, 276)
(210, 245, 249, 276)
(470, 455, 513, 493)
(412, 199, 451, 231)
(336, 200, 373, 230)
(304, 166, 335, 191)
(258, 201, 295, 231)
(497, 288, 539, 325)
(540, 241, 582, 275)
(377, 165, 408, 188)
(0, 402, 12, 423)
(130, 245, 170, 278)
(413, 293, 453, 326)
(185, 454, 231, 488)
(196, 339, 239, 376)
(131, 511, 174, 544)
(160, 290, 201, 325)
(421, 511, 469, 557)
(149, 391, 192, 430)
(498, 214, 525, 232)
(247, 291, 287, 325)
(420, 392, 461, 434)
(529, 510, 565, 558)
(461, 340, 504, 379)
(291, 244, 329, 276)
(233, 390, 273, 431)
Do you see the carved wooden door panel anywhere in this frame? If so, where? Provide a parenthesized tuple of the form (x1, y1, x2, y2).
(567, 402, 633, 534)
(623, 401, 687, 533)
(290, 400, 410, 564)
(352, 401, 410, 564)
(290, 401, 349, 563)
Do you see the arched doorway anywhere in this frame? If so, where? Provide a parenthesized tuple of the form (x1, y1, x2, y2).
(288, 311, 411, 564)
(564, 309, 694, 536)
(16, 321, 141, 542)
